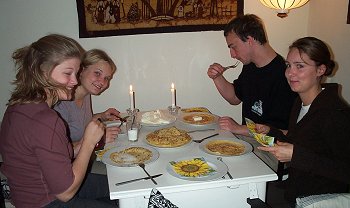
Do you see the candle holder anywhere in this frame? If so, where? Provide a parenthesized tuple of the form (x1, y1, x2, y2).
(168, 105, 180, 115)
(126, 108, 139, 117)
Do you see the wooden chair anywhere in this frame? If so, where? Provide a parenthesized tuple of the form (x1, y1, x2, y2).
(276, 162, 289, 181)
(247, 198, 272, 208)
(0, 166, 6, 208)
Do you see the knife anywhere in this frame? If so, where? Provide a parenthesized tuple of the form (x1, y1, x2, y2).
(115, 174, 162, 186)
(187, 129, 215, 133)
(193, 133, 220, 143)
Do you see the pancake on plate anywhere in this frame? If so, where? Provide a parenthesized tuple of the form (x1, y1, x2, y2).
(181, 107, 210, 113)
(205, 140, 245, 156)
(109, 147, 153, 165)
(146, 126, 191, 148)
(182, 113, 215, 125)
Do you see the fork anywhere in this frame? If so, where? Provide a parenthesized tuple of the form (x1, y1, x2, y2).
(117, 116, 129, 127)
(217, 157, 233, 179)
(117, 115, 129, 123)
(214, 61, 240, 79)
(138, 163, 157, 185)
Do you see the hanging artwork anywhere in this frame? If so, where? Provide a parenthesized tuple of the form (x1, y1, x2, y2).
(348, 0, 350, 24)
(76, 0, 244, 37)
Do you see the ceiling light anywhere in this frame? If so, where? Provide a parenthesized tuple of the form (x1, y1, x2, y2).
(259, 0, 310, 18)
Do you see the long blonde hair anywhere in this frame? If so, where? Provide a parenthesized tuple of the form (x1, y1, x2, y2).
(8, 34, 85, 106)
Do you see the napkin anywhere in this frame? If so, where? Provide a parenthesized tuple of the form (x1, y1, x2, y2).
(148, 188, 178, 208)
(170, 157, 216, 177)
(245, 118, 274, 147)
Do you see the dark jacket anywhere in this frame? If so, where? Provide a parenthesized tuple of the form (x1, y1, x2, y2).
(279, 83, 350, 202)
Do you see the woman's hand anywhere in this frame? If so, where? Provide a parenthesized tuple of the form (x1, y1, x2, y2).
(258, 141, 294, 162)
(104, 126, 121, 143)
(82, 119, 105, 147)
(97, 108, 120, 121)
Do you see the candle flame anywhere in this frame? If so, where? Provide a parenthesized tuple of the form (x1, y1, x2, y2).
(171, 83, 175, 89)
(129, 85, 133, 92)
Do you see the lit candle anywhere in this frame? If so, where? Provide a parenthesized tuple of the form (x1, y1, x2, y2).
(171, 83, 176, 108)
(129, 85, 135, 110)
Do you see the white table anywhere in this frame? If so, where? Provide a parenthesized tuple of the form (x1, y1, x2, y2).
(105, 112, 277, 208)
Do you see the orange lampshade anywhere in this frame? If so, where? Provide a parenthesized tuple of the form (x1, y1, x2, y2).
(259, 0, 310, 18)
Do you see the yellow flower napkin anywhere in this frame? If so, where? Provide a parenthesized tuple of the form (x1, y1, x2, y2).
(170, 157, 216, 177)
(245, 118, 274, 147)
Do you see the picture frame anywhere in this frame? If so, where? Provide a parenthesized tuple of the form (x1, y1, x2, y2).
(76, 0, 244, 38)
(347, 0, 350, 24)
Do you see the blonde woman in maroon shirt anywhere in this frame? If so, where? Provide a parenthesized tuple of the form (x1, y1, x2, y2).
(0, 34, 116, 208)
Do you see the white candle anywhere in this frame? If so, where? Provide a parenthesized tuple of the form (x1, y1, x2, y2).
(171, 83, 176, 108)
(129, 85, 135, 110)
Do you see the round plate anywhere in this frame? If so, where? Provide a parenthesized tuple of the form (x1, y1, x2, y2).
(166, 157, 227, 181)
(181, 107, 210, 113)
(140, 110, 177, 127)
(101, 145, 159, 167)
(199, 137, 253, 157)
(145, 137, 192, 149)
(180, 112, 218, 127)
(145, 127, 192, 148)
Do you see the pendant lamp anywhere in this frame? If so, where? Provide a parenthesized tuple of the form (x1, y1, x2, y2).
(259, 0, 310, 18)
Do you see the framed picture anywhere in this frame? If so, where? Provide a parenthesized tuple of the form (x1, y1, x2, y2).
(76, 0, 244, 38)
(348, 0, 350, 24)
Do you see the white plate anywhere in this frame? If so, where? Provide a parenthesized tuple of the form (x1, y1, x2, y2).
(144, 127, 192, 148)
(180, 112, 218, 127)
(103, 120, 121, 127)
(103, 120, 127, 135)
(145, 137, 192, 149)
(166, 157, 227, 181)
(140, 110, 177, 127)
(199, 137, 253, 157)
(102, 145, 159, 167)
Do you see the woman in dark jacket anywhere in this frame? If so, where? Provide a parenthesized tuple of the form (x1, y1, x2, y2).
(257, 37, 350, 206)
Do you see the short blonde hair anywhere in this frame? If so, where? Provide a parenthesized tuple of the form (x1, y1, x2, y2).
(81, 49, 117, 74)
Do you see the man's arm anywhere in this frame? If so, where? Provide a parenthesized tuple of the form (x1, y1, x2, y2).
(213, 76, 241, 105)
(207, 63, 241, 105)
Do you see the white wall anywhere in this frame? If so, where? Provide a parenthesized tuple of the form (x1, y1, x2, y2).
(308, 0, 350, 102)
(1, 0, 349, 122)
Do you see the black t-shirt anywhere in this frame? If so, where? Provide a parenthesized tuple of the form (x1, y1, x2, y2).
(234, 54, 297, 130)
